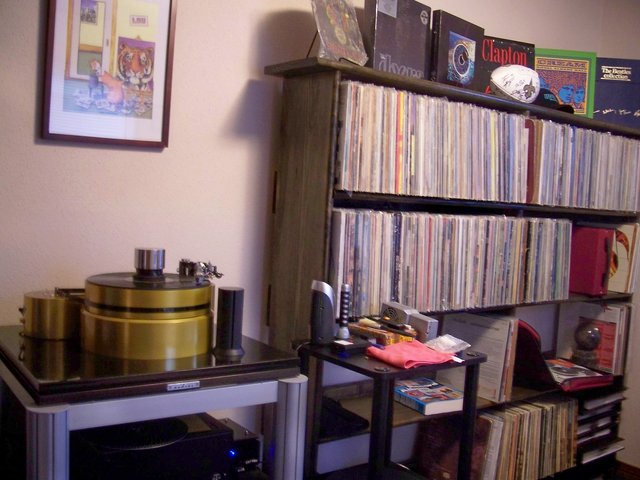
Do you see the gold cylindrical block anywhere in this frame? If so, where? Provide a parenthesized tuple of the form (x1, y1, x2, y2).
(22, 290, 81, 340)
(81, 310, 212, 360)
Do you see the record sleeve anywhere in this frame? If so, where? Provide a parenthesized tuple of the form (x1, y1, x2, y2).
(534, 48, 596, 117)
(477, 35, 535, 95)
(593, 57, 640, 129)
(363, 0, 431, 79)
(311, 0, 368, 65)
(430, 10, 485, 89)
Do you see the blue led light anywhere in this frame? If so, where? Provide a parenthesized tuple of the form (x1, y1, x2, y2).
(229, 449, 237, 457)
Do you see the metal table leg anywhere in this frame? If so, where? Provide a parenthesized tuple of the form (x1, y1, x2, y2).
(274, 374, 308, 480)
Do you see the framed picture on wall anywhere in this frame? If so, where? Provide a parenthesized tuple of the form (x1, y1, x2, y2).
(42, 0, 177, 148)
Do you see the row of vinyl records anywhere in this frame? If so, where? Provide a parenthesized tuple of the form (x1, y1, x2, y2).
(336, 80, 640, 212)
(415, 394, 578, 480)
(330, 208, 571, 316)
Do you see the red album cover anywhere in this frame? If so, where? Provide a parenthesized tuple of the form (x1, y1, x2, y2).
(569, 226, 615, 296)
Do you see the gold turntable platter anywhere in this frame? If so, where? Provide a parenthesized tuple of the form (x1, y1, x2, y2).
(80, 248, 220, 360)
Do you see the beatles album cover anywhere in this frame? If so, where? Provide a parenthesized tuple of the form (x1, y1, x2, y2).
(430, 10, 484, 89)
(593, 57, 640, 129)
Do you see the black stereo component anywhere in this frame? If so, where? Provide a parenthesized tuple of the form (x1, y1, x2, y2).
(70, 414, 262, 480)
(310, 280, 335, 345)
(217, 417, 264, 479)
(214, 287, 245, 361)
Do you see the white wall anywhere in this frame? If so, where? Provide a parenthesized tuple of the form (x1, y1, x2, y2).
(1, 0, 639, 470)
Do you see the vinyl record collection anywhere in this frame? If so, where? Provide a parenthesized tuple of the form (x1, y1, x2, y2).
(336, 80, 640, 212)
(336, 80, 529, 201)
(526, 119, 640, 210)
(330, 209, 571, 317)
(416, 394, 578, 480)
(480, 395, 578, 480)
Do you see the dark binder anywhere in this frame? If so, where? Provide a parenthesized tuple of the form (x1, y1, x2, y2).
(363, 0, 432, 79)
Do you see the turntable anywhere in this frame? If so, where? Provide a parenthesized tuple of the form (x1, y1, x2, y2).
(19, 247, 224, 361)
(81, 248, 220, 360)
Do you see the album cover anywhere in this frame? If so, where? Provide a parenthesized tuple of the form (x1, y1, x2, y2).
(430, 10, 485, 89)
(311, 0, 368, 66)
(476, 35, 535, 95)
(593, 57, 640, 129)
(609, 223, 640, 294)
(363, 0, 432, 79)
(534, 48, 597, 117)
(569, 226, 615, 296)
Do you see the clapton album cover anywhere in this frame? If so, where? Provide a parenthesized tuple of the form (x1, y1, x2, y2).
(476, 36, 535, 94)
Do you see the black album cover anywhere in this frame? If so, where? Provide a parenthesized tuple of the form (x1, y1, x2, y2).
(311, 0, 368, 66)
(363, 0, 432, 79)
(593, 57, 640, 129)
(430, 10, 484, 89)
(476, 35, 535, 94)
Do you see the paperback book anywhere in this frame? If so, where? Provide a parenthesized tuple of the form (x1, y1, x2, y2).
(363, 0, 432, 79)
(593, 57, 640, 129)
(477, 35, 535, 95)
(430, 10, 485, 89)
(393, 377, 463, 415)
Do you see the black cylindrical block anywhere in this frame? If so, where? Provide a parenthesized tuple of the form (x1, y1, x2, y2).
(213, 287, 245, 361)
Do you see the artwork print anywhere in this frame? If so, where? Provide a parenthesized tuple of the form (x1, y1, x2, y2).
(43, 0, 176, 147)
(535, 49, 596, 117)
(447, 31, 475, 85)
(311, 0, 368, 65)
(81, 37, 155, 117)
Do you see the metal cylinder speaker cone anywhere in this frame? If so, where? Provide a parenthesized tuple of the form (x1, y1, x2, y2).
(80, 248, 214, 360)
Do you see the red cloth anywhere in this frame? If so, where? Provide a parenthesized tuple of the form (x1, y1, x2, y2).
(366, 340, 455, 369)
